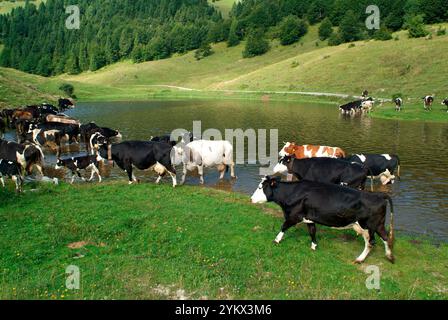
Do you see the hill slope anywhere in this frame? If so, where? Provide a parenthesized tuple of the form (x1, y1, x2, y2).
(60, 24, 448, 100)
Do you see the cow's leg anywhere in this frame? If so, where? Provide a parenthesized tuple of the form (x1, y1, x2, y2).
(306, 223, 318, 250)
(274, 219, 297, 244)
(354, 227, 373, 263)
(11, 175, 20, 193)
(70, 172, 76, 184)
(123, 162, 135, 184)
(180, 164, 187, 185)
(77, 170, 86, 182)
(198, 165, 204, 184)
(230, 162, 236, 179)
(376, 224, 395, 263)
(0, 175, 5, 188)
(167, 170, 177, 188)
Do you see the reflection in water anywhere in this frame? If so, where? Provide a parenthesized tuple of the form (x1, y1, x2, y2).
(32, 100, 448, 241)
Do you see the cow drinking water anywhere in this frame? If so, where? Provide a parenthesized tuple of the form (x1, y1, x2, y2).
(55, 155, 102, 184)
(251, 176, 395, 264)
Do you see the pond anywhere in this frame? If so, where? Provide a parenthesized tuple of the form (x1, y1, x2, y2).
(13, 99, 448, 241)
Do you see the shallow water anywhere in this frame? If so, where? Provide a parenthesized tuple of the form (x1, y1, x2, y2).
(7, 100, 447, 241)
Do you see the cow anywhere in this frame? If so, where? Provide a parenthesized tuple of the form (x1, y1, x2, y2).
(150, 135, 177, 147)
(25, 128, 64, 157)
(442, 99, 448, 112)
(11, 110, 34, 127)
(58, 98, 75, 111)
(0, 139, 44, 175)
(361, 97, 374, 113)
(346, 154, 400, 185)
(279, 142, 346, 159)
(172, 140, 236, 185)
(55, 155, 102, 184)
(29, 122, 80, 144)
(81, 122, 121, 153)
(423, 96, 434, 111)
(250, 176, 395, 263)
(0, 159, 23, 193)
(339, 100, 363, 114)
(273, 156, 370, 190)
(94, 135, 177, 187)
(394, 98, 403, 112)
(0, 109, 15, 128)
(362, 90, 369, 99)
(0, 117, 5, 138)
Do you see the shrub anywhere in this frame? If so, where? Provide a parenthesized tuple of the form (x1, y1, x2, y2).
(328, 33, 343, 46)
(436, 26, 446, 36)
(318, 17, 333, 40)
(59, 83, 75, 98)
(405, 15, 429, 38)
(373, 26, 393, 41)
(243, 29, 270, 58)
(278, 15, 308, 46)
(194, 43, 214, 61)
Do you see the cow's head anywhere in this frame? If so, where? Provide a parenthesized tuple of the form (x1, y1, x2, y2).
(90, 132, 108, 153)
(272, 156, 293, 175)
(442, 99, 448, 106)
(54, 158, 64, 170)
(279, 142, 297, 157)
(251, 176, 281, 204)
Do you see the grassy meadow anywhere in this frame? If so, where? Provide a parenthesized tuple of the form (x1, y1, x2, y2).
(0, 181, 447, 300)
(0, 0, 45, 14)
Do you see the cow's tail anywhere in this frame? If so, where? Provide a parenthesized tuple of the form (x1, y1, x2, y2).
(385, 195, 395, 249)
(395, 155, 401, 178)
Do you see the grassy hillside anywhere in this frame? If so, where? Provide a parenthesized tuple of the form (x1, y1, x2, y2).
(0, 67, 59, 108)
(0, 182, 447, 299)
(60, 24, 448, 100)
(208, 0, 236, 18)
(0, 0, 45, 14)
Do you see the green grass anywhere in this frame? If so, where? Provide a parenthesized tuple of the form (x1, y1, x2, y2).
(0, 181, 447, 299)
(208, 0, 235, 18)
(0, 0, 45, 15)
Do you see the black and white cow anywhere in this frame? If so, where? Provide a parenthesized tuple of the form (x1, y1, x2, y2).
(0, 139, 44, 175)
(442, 99, 448, 112)
(95, 135, 177, 186)
(55, 155, 102, 184)
(0, 159, 23, 192)
(339, 100, 363, 114)
(81, 122, 122, 153)
(361, 97, 374, 113)
(423, 96, 434, 111)
(273, 156, 370, 190)
(346, 153, 400, 185)
(251, 176, 395, 263)
(394, 98, 403, 111)
(31, 122, 80, 144)
(24, 128, 64, 157)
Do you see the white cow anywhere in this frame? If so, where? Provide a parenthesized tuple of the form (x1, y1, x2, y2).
(172, 140, 236, 185)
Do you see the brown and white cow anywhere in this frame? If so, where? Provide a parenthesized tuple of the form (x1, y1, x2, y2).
(279, 142, 346, 159)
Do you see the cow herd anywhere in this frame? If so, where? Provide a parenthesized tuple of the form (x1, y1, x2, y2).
(339, 93, 448, 114)
(1, 100, 404, 264)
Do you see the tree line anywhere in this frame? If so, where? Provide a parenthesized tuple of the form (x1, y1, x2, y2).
(0, 0, 447, 76)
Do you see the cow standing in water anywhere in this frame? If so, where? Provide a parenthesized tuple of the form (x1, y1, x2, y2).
(423, 96, 434, 111)
(172, 140, 236, 185)
(279, 142, 346, 159)
(251, 176, 395, 264)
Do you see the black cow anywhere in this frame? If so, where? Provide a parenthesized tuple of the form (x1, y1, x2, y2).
(80, 122, 121, 153)
(55, 155, 102, 184)
(251, 176, 395, 263)
(347, 154, 400, 185)
(423, 96, 434, 111)
(0, 139, 44, 175)
(0, 117, 5, 138)
(58, 98, 75, 111)
(0, 159, 23, 192)
(339, 100, 363, 114)
(1, 109, 16, 128)
(394, 98, 403, 112)
(442, 99, 448, 112)
(273, 156, 370, 190)
(95, 135, 177, 186)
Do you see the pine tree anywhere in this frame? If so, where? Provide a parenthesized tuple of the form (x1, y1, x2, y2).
(318, 17, 333, 40)
(227, 19, 240, 47)
(278, 15, 308, 46)
(243, 29, 270, 58)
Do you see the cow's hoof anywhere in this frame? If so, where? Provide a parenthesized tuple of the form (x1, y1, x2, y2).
(272, 240, 280, 245)
(387, 255, 395, 264)
(353, 259, 363, 264)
